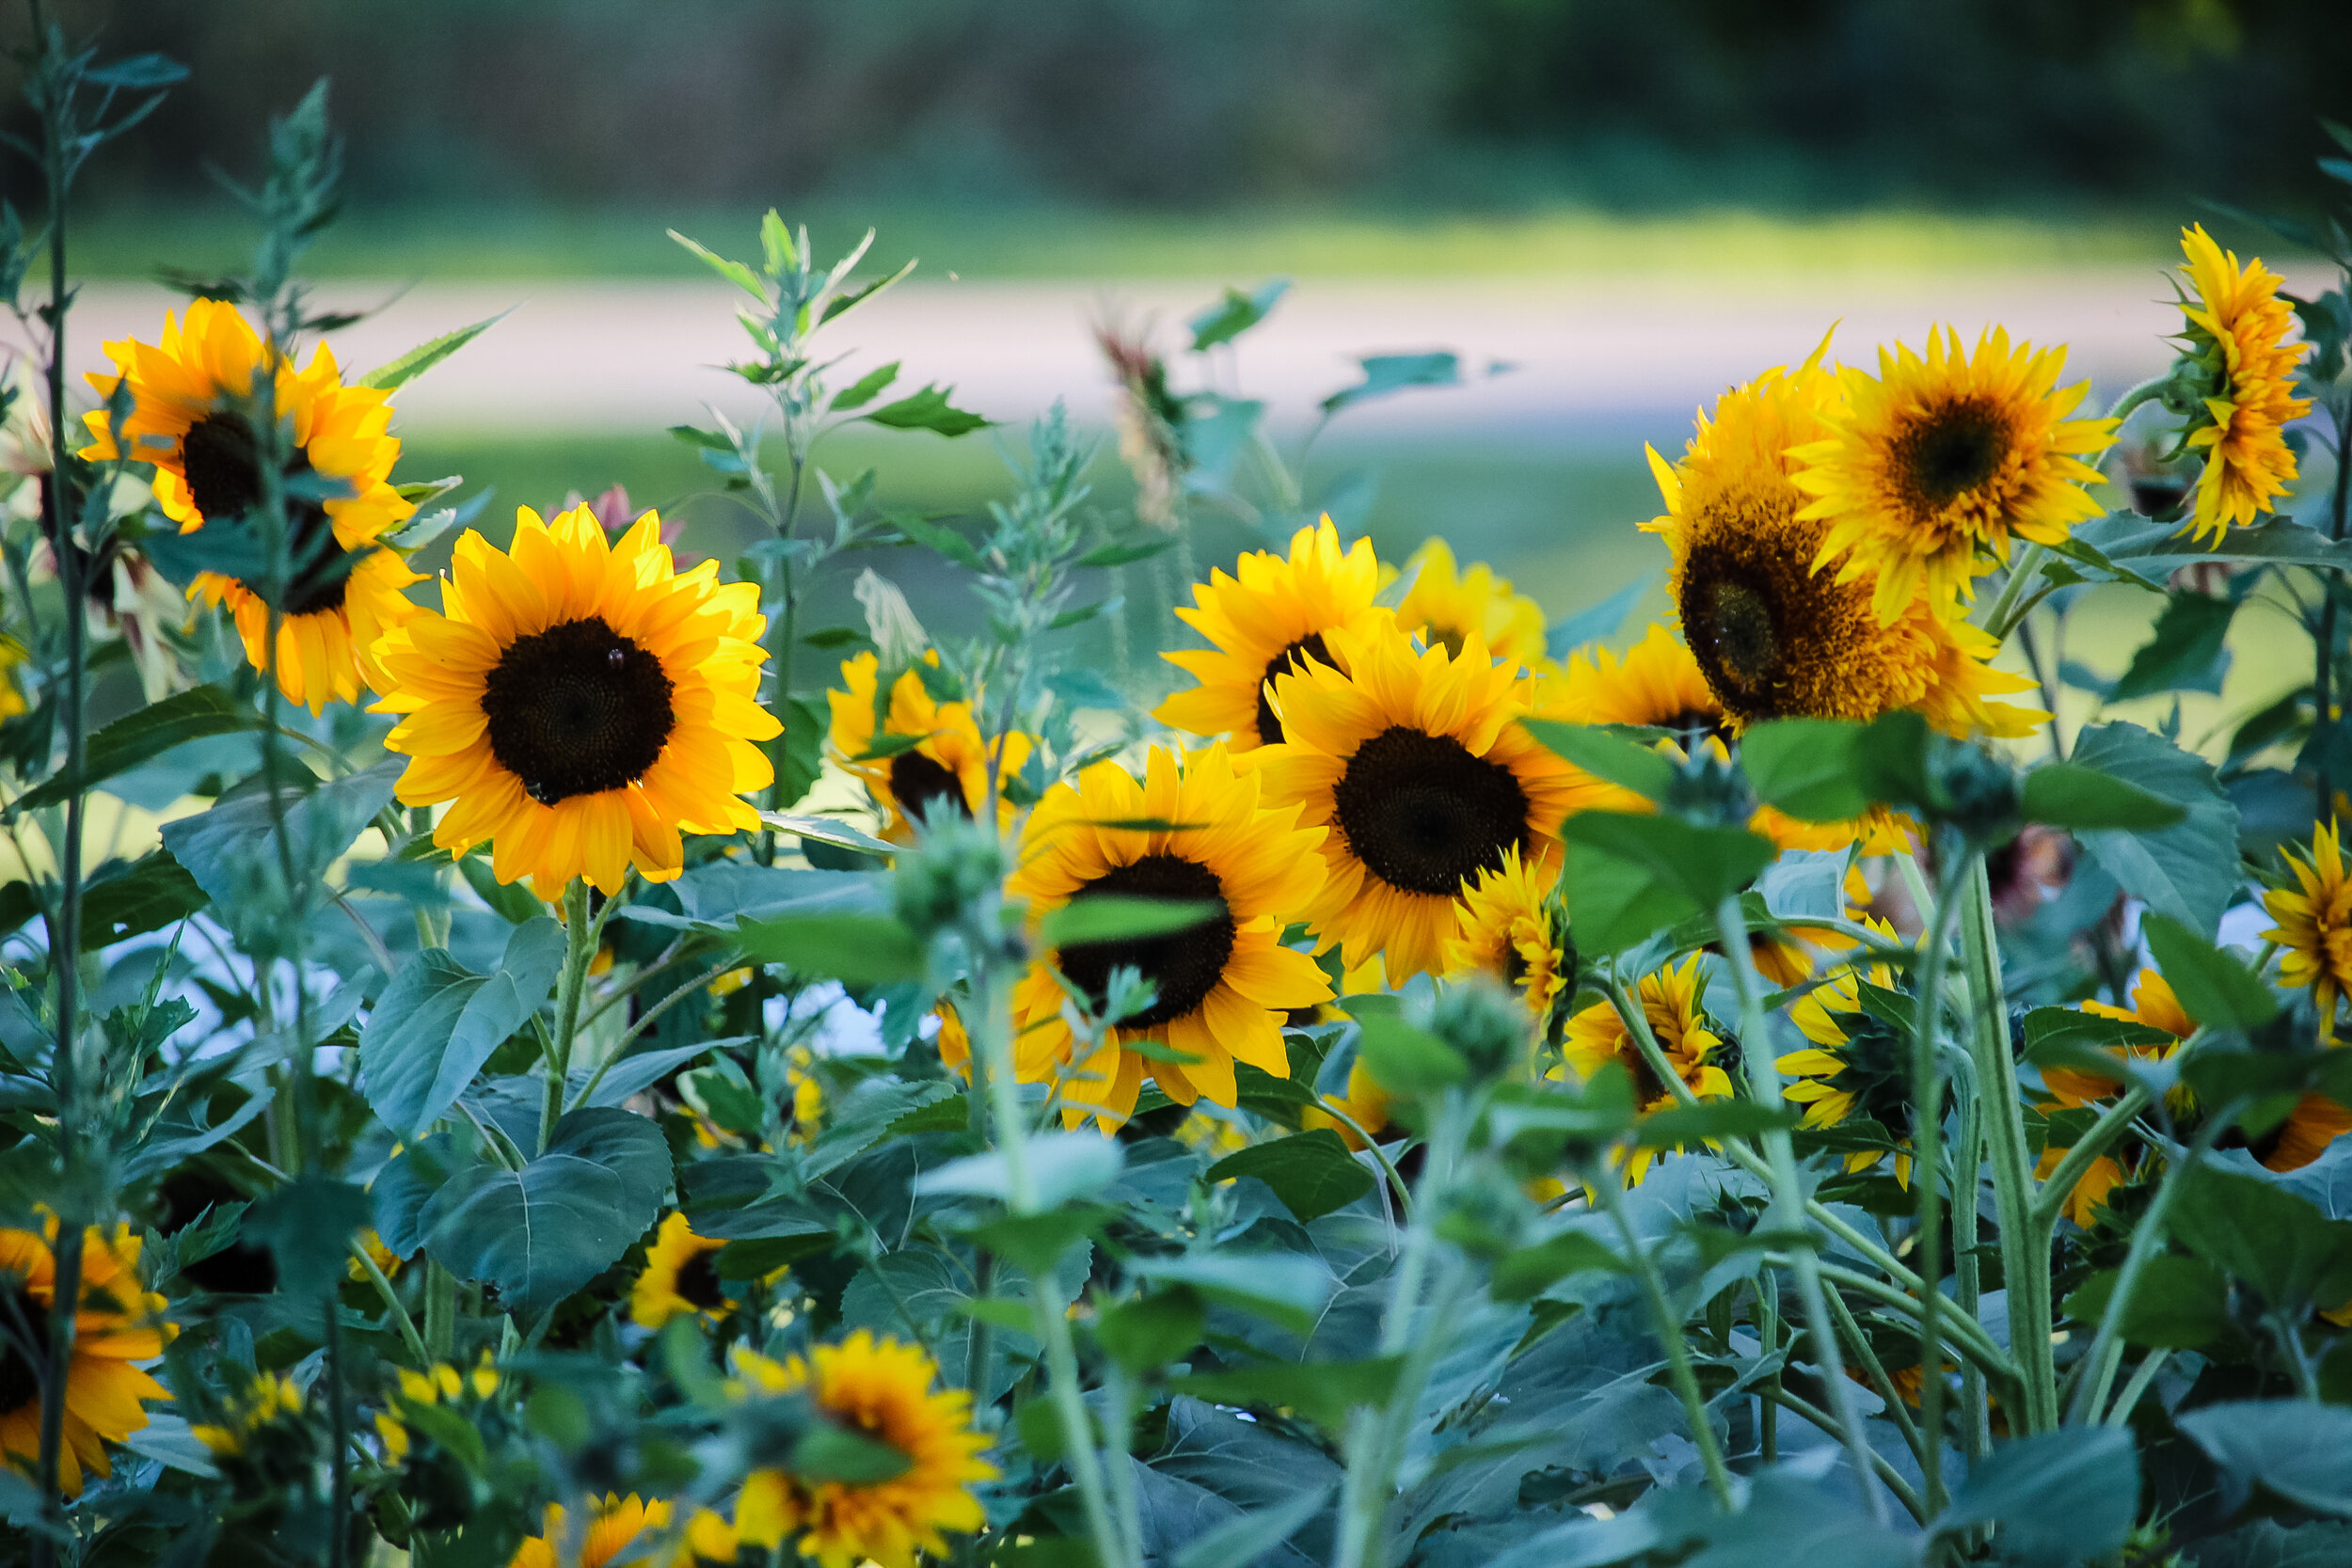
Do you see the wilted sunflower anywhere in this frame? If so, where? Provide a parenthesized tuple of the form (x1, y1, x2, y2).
(1155, 515, 1391, 752)
(1393, 537, 1550, 670)
(827, 650, 1029, 839)
(81, 298, 421, 714)
(1558, 955, 1734, 1184)
(0, 1220, 174, 1495)
(2171, 224, 2314, 544)
(509, 1493, 671, 1568)
(1778, 932, 1919, 1182)
(732, 1332, 995, 1568)
(1644, 355, 2041, 738)
(1008, 742, 1330, 1130)
(1443, 844, 1571, 1027)
(2263, 820, 2352, 1042)
(1258, 619, 1585, 984)
(1789, 325, 2112, 621)
(630, 1212, 733, 1330)
(374, 505, 779, 897)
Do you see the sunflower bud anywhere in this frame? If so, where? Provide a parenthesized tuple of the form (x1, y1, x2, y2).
(891, 816, 1008, 940)
(1924, 736, 2021, 844)
(1421, 975, 1534, 1084)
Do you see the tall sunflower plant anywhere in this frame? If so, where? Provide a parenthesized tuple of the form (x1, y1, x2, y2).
(14, 19, 2352, 1568)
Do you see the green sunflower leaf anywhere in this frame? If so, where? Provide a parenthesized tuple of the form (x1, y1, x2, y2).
(1206, 1129, 1375, 1223)
(2020, 761, 2186, 831)
(1739, 719, 1869, 822)
(1352, 1012, 1468, 1097)
(1041, 896, 1221, 949)
(2140, 913, 2277, 1031)
(2063, 1256, 2229, 1349)
(2068, 723, 2240, 937)
(1189, 277, 1290, 352)
(2171, 1166, 2352, 1315)
(2107, 590, 2235, 702)
(2180, 1400, 2352, 1518)
(736, 910, 920, 985)
(1520, 718, 1675, 801)
(1171, 1357, 1405, 1433)
(862, 383, 991, 436)
(358, 917, 567, 1140)
(1931, 1427, 2140, 1566)
(357, 309, 510, 391)
(12, 683, 263, 813)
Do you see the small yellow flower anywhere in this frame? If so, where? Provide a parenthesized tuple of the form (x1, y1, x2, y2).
(191, 1370, 304, 1457)
(2172, 224, 2314, 544)
(1443, 844, 1569, 1026)
(2263, 819, 2352, 1041)
(1778, 928, 1915, 1183)
(508, 1493, 672, 1568)
(630, 1212, 734, 1330)
(826, 650, 1030, 840)
(1558, 955, 1733, 1185)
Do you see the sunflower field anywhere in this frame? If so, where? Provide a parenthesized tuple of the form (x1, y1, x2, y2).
(10, 21, 2352, 1568)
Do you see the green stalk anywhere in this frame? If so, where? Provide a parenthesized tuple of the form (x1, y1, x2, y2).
(1755, 1275, 1780, 1462)
(538, 879, 597, 1156)
(1823, 1277, 1926, 1468)
(2102, 1350, 2169, 1429)
(423, 1259, 457, 1361)
(1951, 1053, 1991, 1462)
(1958, 859, 2058, 1432)
(353, 1243, 430, 1370)
(1908, 847, 1969, 1514)
(1601, 1179, 1735, 1505)
(1710, 897, 1888, 1522)
(2316, 410, 2351, 812)
(2030, 1085, 2155, 1230)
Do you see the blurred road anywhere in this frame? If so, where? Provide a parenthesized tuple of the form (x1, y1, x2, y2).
(34, 267, 2328, 451)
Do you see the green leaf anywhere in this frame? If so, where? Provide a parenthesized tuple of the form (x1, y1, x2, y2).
(1545, 572, 1657, 663)
(2068, 722, 2241, 936)
(13, 684, 262, 811)
(1518, 719, 1674, 801)
(1634, 1100, 1799, 1146)
(792, 1423, 915, 1484)
(358, 918, 567, 1140)
(1041, 896, 1220, 950)
(1206, 1130, 1375, 1223)
(1932, 1428, 2139, 1566)
(1490, 1230, 1626, 1302)
(668, 230, 766, 299)
(1353, 1013, 1467, 1097)
(246, 1175, 374, 1303)
(1129, 1253, 1332, 1335)
(1739, 719, 1870, 822)
(358, 309, 509, 390)
(2172, 1166, 2352, 1313)
(1171, 1357, 1404, 1433)
(756, 812, 898, 859)
(2142, 913, 2278, 1031)
(77, 851, 207, 947)
(159, 757, 401, 912)
(2020, 762, 2187, 831)
(961, 1206, 1116, 1276)
(1321, 352, 1460, 416)
(830, 360, 900, 412)
(2019, 1006, 2180, 1093)
(1076, 537, 1177, 570)
(1556, 837, 1692, 958)
(2108, 591, 2235, 702)
(2062, 1256, 2229, 1349)
(863, 384, 990, 436)
(1188, 277, 1290, 352)
(735, 911, 922, 985)
(421, 1108, 673, 1313)
(1170, 1483, 1330, 1568)
(459, 851, 547, 925)
(2180, 1401, 2352, 1518)
(1097, 1288, 1206, 1375)
(916, 1132, 1127, 1212)
(1558, 811, 1776, 911)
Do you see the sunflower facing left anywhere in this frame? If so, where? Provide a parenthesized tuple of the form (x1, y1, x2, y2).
(374, 504, 779, 897)
(82, 299, 421, 714)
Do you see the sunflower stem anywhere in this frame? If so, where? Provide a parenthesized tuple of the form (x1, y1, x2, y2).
(2316, 405, 2351, 814)
(540, 879, 597, 1156)
(2103, 1349, 2169, 1429)
(353, 1242, 430, 1370)
(1822, 1273, 1927, 1469)
(1979, 543, 2052, 646)
(1709, 895, 1888, 1523)
(2029, 1084, 2155, 1230)
(1907, 841, 1969, 1516)
(1950, 1048, 1992, 1462)
(1600, 1177, 1736, 1507)
(1958, 858, 2058, 1433)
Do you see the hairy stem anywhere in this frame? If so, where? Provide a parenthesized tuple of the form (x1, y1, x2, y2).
(1603, 1180, 1735, 1505)
(539, 879, 598, 1155)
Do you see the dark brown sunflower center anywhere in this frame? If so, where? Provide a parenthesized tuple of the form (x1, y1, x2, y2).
(1656, 707, 1729, 745)
(0, 1279, 48, 1415)
(1256, 632, 1333, 747)
(889, 750, 968, 826)
(1701, 578, 1781, 691)
(1625, 1042, 1669, 1106)
(180, 411, 355, 618)
(481, 616, 677, 806)
(1333, 726, 1529, 896)
(1897, 399, 2010, 510)
(1057, 854, 1235, 1031)
(675, 1250, 726, 1311)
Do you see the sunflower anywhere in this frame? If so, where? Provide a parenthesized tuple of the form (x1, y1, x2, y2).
(731, 1332, 995, 1568)
(373, 1354, 501, 1465)
(0, 1220, 173, 1495)
(1442, 844, 1571, 1027)
(1007, 742, 1331, 1130)
(1644, 356, 2042, 739)
(2052, 969, 2191, 1107)
(1393, 538, 1550, 670)
(2172, 224, 2314, 545)
(1155, 515, 1391, 752)
(1558, 955, 1734, 1184)
(827, 651, 1030, 840)
(1300, 1058, 1392, 1151)
(2244, 1093, 2352, 1174)
(2263, 820, 2352, 1042)
(374, 504, 779, 898)
(1789, 325, 2113, 621)
(1778, 928, 1917, 1181)
(630, 1212, 735, 1330)
(1256, 619, 1586, 985)
(510, 1494, 673, 1568)
(81, 298, 421, 714)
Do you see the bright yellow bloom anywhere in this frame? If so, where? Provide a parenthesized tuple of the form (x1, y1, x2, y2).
(509, 1493, 671, 1568)
(81, 298, 421, 713)
(0, 634, 29, 722)
(1559, 955, 1733, 1185)
(2264, 819, 2352, 1041)
(0, 1220, 174, 1495)
(1155, 516, 1391, 752)
(732, 1332, 995, 1568)
(1393, 537, 1549, 670)
(826, 650, 1031, 840)
(1790, 325, 2113, 621)
(630, 1212, 733, 1330)
(1257, 618, 1591, 985)
(1443, 843, 1569, 1026)
(2054, 969, 2193, 1106)
(374, 505, 779, 898)
(2173, 224, 2314, 544)
(374, 1353, 501, 1464)
(1644, 353, 2041, 738)
(1778, 928, 1915, 1181)
(1008, 742, 1331, 1130)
